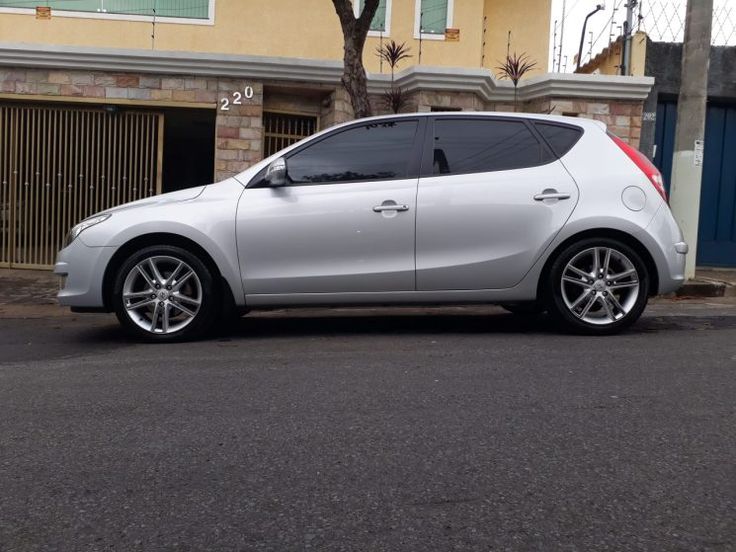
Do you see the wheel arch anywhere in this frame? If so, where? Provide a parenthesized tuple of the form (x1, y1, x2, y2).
(102, 232, 237, 312)
(536, 228, 659, 298)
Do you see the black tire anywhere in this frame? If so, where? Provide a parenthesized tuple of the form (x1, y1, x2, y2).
(543, 237, 650, 335)
(500, 302, 546, 315)
(111, 245, 220, 342)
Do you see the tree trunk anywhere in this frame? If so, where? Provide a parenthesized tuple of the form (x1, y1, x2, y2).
(331, 0, 380, 119)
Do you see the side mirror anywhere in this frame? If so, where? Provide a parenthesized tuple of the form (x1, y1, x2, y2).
(265, 157, 289, 187)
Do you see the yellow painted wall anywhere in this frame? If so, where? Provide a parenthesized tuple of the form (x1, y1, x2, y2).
(364, 0, 485, 73)
(0, 0, 549, 74)
(483, 0, 552, 75)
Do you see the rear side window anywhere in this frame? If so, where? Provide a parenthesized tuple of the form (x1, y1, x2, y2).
(286, 120, 418, 184)
(534, 123, 583, 158)
(432, 119, 545, 176)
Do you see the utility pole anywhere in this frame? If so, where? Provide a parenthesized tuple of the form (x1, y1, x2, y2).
(621, 0, 637, 75)
(669, 0, 713, 279)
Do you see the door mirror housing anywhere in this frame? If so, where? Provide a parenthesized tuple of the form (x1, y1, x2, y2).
(265, 157, 289, 187)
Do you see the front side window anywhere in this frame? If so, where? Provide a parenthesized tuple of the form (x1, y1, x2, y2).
(418, 0, 449, 35)
(287, 120, 418, 185)
(432, 119, 545, 176)
(354, 0, 389, 33)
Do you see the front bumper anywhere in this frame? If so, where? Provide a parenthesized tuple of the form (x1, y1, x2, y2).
(54, 238, 116, 309)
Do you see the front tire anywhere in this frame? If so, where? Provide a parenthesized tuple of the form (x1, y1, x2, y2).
(544, 238, 650, 335)
(112, 245, 220, 342)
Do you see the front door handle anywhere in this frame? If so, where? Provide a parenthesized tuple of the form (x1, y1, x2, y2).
(534, 189, 571, 201)
(373, 203, 409, 212)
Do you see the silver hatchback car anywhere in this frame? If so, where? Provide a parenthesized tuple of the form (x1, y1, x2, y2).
(55, 112, 687, 341)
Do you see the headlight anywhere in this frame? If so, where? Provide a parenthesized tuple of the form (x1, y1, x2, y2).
(65, 214, 111, 246)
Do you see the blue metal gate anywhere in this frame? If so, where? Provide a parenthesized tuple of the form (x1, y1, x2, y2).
(654, 101, 736, 267)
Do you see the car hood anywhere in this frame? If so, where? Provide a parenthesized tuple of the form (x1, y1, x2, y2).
(101, 185, 207, 215)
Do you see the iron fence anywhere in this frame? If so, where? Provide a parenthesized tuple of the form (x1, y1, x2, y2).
(639, 0, 735, 45)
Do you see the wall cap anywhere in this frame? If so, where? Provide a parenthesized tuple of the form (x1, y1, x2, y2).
(0, 42, 654, 102)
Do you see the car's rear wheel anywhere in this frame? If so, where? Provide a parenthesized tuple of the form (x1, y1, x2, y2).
(112, 245, 219, 342)
(544, 238, 649, 335)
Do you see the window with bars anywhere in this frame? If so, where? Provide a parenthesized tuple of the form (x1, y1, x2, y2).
(418, 0, 449, 35)
(353, 0, 388, 33)
(263, 112, 318, 159)
(0, 0, 211, 20)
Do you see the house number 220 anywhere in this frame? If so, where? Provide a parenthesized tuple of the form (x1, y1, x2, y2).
(220, 87, 255, 111)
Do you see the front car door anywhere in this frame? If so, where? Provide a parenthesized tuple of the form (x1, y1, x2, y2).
(237, 118, 424, 295)
(416, 116, 580, 290)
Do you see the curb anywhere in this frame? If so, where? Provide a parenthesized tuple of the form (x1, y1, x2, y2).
(675, 278, 734, 298)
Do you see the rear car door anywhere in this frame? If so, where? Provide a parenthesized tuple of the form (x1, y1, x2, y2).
(415, 116, 580, 290)
(237, 118, 424, 295)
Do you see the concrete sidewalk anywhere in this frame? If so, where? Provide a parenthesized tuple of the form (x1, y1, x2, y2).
(0, 269, 70, 318)
(1, 266, 735, 319)
(678, 268, 736, 298)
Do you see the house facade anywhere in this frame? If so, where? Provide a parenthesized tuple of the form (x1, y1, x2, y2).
(0, 0, 653, 268)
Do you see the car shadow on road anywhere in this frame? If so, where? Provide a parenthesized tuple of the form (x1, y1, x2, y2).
(60, 308, 736, 347)
(222, 310, 729, 340)
(227, 311, 558, 338)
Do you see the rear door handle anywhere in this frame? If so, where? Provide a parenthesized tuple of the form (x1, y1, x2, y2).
(373, 203, 409, 212)
(534, 189, 571, 201)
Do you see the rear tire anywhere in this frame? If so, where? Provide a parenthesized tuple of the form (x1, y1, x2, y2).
(111, 245, 220, 342)
(544, 237, 650, 335)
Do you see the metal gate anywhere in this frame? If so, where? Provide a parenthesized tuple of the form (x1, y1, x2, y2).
(654, 100, 736, 267)
(263, 111, 318, 158)
(0, 103, 163, 269)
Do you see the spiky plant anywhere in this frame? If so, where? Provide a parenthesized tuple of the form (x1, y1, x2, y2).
(376, 40, 412, 83)
(376, 40, 413, 114)
(383, 87, 409, 114)
(496, 52, 538, 111)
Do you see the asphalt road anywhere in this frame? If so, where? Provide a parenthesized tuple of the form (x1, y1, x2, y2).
(1, 303, 735, 551)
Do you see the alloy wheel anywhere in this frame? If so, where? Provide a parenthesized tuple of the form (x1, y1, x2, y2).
(560, 247, 640, 326)
(122, 255, 202, 334)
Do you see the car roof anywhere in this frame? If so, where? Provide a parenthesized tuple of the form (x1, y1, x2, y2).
(349, 111, 605, 132)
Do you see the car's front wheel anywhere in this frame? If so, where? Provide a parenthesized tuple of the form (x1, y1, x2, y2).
(544, 238, 650, 335)
(112, 245, 219, 342)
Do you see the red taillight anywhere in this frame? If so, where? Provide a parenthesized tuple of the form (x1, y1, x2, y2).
(608, 132, 668, 201)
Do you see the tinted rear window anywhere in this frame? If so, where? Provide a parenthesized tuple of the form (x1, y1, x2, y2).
(534, 123, 583, 158)
(432, 119, 545, 176)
